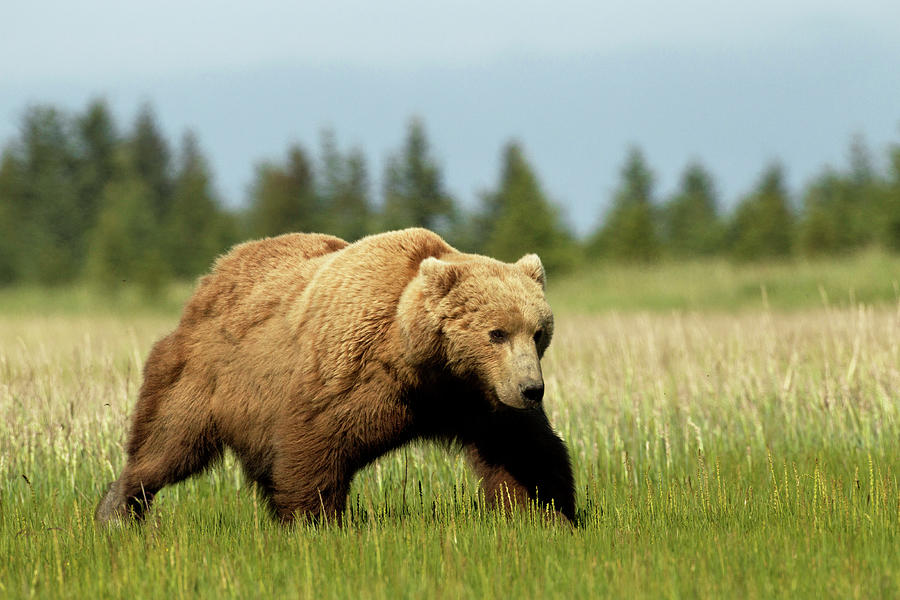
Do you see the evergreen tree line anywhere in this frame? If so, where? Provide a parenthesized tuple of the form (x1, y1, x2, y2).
(2, 99, 900, 292)
(592, 142, 900, 263)
(0, 101, 235, 291)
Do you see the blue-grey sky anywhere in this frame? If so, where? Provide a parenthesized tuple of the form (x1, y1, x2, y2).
(2, 1, 900, 234)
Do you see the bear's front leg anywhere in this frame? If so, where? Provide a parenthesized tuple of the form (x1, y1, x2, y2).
(465, 408, 575, 523)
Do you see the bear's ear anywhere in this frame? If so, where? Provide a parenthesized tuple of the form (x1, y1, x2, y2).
(419, 257, 464, 297)
(516, 254, 546, 289)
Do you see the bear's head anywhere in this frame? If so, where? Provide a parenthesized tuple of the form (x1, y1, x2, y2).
(399, 253, 553, 410)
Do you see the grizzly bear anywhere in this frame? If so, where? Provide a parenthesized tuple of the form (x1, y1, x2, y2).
(95, 228, 575, 524)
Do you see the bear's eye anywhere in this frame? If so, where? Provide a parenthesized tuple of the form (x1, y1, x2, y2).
(489, 329, 508, 344)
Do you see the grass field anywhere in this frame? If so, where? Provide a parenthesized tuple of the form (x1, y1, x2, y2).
(2, 256, 899, 598)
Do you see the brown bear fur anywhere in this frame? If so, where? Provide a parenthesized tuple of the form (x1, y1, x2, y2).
(95, 228, 575, 525)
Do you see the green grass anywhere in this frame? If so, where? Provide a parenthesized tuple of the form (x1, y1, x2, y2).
(3, 254, 900, 598)
(0, 282, 194, 316)
(549, 249, 900, 313)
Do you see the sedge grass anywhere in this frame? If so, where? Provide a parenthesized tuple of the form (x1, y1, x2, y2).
(549, 248, 900, 313)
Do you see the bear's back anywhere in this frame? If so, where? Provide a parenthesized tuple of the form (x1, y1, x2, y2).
(179, 233, 349, 335)
(213, 233, 349, 280)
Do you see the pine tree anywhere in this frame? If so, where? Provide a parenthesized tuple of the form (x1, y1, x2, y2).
(317, 129, 371, 241)
(482, 141, 576, 274)
(336, 149, 371, 240)
(318, 128, 343, 215)
(86, 160, 168, 295)
(131, 104, 173, 223)
(17, 106, 83, 283)
(248, 145, 319, 238)
(879, 141, 900, 251)
(75, 99, 119, 263)
(728, 163, 794, 260)
(797, 137, 892, 255)
(663, 162, 722, 256)
(848, 134, 875, 186)
(382, 118, 454, 234)
(890, 142, 900, 184)
(797, 169, 853, 255)
(163, 131, 235, 278)
(844, 135, 881, 249)
(588, 147, 660, 261)
(0, 150, 25, 283)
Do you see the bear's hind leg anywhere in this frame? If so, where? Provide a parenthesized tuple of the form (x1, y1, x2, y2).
(96, 411, 223, 523)
(96, 357, 223, 524)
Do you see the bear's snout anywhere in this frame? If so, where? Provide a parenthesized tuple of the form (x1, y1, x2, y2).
(519, 380, 544, 406)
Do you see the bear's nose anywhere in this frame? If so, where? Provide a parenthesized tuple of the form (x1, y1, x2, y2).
(520, 382, 544, 404)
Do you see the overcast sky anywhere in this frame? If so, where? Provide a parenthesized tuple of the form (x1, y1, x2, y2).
(3, 1, 900, 233)
(4, 1, 899, 77)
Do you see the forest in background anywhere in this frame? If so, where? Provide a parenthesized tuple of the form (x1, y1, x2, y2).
(2, 99, 900, 294)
